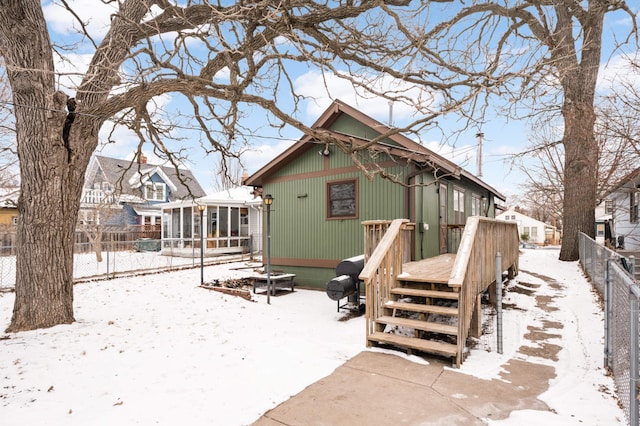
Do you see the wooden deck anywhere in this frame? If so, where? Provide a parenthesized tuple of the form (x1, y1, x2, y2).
(398, 254, 457, 284)
(361, 218, 520, 367)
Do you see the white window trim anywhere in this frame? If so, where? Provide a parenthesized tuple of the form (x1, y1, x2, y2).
(144, 182, 166, 201)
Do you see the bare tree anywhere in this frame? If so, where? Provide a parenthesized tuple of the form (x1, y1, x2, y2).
(0, 60, 19, 188)
(77, 191, 120, 263)
(517, 95, 640, 231)
(1, 0, 449, 332)
(0, 0, 635, 331)
(370, 2, 635, 261)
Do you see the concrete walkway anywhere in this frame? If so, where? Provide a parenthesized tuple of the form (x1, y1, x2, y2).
(252, 350, 555, 425)
(253, 270, 572, 425)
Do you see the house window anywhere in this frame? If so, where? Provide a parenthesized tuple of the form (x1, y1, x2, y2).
(145, 182, 166, 201)
(327, 179, 358, 219)
(471, 194, 481, 216)
(530, 227, 538, 239)
(453, 187, 465, 224)
(605, 199, 613, 215)
(631, 191, 639, 224)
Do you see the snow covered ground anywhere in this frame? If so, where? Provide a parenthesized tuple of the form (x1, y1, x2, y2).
(0, 248, 626, 425)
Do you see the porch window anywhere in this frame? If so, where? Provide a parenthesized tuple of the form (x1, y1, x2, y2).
(162, 211, 171, 238)
(327, 179, 358, 219)
(631, 191, 639, 224)
(453, 187, 465, 224)
(183, 207, 192, 238)
(240, 208, 249, 237)
(219, 207, 229, 237)
(145, 182, 166, 201)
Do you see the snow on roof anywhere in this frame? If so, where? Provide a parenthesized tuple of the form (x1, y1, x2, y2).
(199, 186, 261, 204)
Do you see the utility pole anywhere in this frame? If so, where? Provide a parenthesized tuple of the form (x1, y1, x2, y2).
(476, 132, 484, 178)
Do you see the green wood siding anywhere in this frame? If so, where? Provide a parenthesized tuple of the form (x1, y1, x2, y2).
(414, 174, 441, 259)
(259, 112, 500, 289)
(264, 165, 409, 263)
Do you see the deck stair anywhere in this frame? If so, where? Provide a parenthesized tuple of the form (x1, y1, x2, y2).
(367, 274, 460, 360)
(360, 218, 520, 367)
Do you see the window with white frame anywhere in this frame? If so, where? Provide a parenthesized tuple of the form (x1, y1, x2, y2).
(631, 190, 639, 224)
(144, 182, 166, 201)
(453, 187, 465, 224)
(605, 199, 613, 215)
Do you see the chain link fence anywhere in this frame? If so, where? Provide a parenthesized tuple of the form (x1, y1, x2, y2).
(0, 229, 262, 290)
(579, 232, 639, 426)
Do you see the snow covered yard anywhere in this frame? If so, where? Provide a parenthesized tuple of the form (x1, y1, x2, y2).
(0, 264, 364, 425)
(0, 248, 626, 425)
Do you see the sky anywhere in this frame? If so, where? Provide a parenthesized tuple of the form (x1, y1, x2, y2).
(0, 247, 626, 425)
(36, 1, 640, 201)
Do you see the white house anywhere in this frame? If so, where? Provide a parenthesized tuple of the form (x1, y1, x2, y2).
(496, 209, 559, 245)
(159, 186, 263, 257)
(602, 168, 640, 250)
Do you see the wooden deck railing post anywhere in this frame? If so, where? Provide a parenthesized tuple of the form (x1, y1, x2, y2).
(360, 219, 411, 345)
(449, 217, 519, 367)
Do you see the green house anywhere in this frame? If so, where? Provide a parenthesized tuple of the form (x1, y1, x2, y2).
(244, 100, 506, 289)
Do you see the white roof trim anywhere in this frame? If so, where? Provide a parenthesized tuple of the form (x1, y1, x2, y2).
(128, 167, 178, 192)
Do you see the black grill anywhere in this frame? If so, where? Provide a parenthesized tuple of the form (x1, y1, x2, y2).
(325, 255, 365, 312)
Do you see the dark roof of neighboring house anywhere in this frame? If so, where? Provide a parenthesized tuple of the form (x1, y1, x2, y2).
(244, 99, 506, 201)
(91, 155, 206, 201)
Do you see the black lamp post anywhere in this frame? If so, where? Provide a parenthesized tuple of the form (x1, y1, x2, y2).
(264, 194, 273, 304)
(197, 204, 206, 286)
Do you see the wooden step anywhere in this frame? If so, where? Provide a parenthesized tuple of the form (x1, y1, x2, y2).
(376, 315, 458, 336)
(390, 288, 459, 300)
(384, 301, 458, 316)
(368, 331, 457, 358)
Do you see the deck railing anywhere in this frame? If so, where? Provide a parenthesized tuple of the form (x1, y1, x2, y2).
(359, 219, 413, 339)
(448, 217, 520, 366)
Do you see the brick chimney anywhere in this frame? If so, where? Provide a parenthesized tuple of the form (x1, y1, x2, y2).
(139, 153, 147, 164)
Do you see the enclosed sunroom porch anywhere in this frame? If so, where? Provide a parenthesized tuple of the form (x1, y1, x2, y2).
(159, 187, 263, 258)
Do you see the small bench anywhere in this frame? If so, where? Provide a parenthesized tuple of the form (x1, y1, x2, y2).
(252, 273, 296, 295)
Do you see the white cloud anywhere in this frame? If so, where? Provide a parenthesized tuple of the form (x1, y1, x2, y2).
(598, 51, 640, 93)
(43, 0, 116, 39)
(241, 138, 297, 174)
(294, 69, 438, 125)
(54, 53, 93, 93)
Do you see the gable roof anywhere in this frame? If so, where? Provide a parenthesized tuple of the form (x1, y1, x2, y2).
(605, 167, 640, 196)
(89, 155, 206, 201)
(244, 99, 505, 201)
(497, 209, 555, 229)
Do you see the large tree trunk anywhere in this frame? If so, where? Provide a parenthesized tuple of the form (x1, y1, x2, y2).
(558, 100, 598, 261)
(0, 2, 88, 332)
(1, 0, 143, 332)
(555, 2, 604, 262)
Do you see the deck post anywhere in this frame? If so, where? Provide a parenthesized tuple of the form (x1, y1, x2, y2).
(495, 251, 503, 355)
(470, 293, 482, 338)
